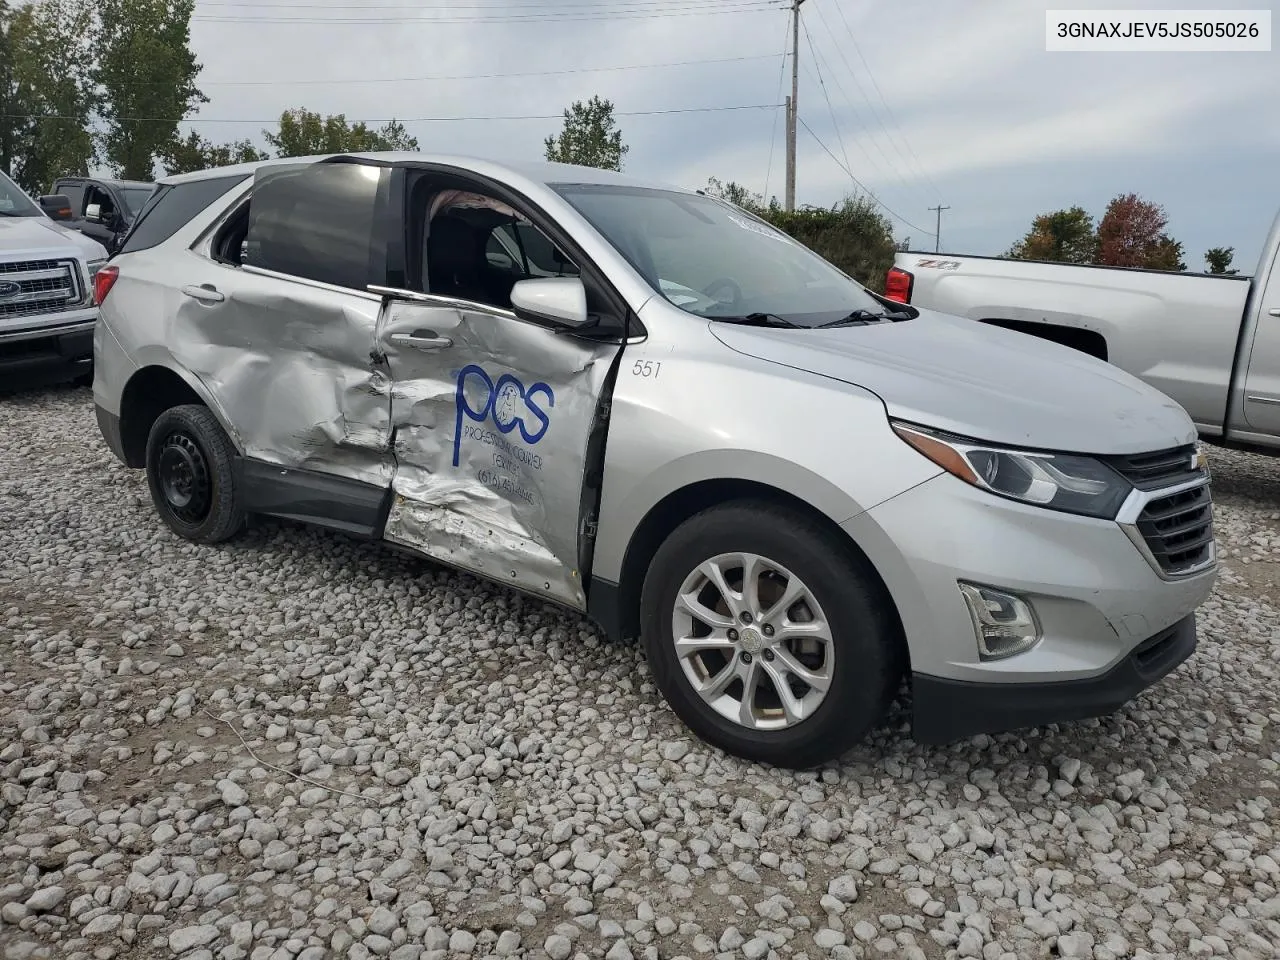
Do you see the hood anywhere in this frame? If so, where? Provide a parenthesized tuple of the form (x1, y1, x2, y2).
(709, 308, 1195, 455)
(0, 215, 109, 261)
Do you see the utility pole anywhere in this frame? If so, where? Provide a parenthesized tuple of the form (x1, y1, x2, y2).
(929, 204, 951, 252)
(785, 0, 805, 212)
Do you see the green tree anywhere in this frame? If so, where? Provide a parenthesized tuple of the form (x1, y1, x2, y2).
(94, 0, 207, 180)
(161, 130, 267, 175)
(1005, 206, 1096, 263)
(1095, 193, 1184, 270)
(1205, 246, 1238, 275)
(544, 95, 628, 171)
(0, 0, 96, 193)
(264, 107, 418, 158)
(704, 178, 899, 291)
(703, 177, 767, 212)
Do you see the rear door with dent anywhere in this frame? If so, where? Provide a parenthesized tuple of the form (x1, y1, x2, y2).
(171, 158, 397, 492)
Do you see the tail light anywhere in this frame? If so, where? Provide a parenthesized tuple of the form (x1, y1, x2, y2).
(884, 266, 913, 303)
(93, 265, 119, 305)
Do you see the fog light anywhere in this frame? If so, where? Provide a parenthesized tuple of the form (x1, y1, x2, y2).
(958, 582, 1041, 660)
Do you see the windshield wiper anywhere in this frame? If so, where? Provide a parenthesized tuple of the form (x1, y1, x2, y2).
(815, 309, 906, 329)
(710, 313, 802, 328)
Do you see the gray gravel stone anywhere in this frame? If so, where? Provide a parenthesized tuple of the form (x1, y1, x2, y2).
(1, 395, 1277, 960)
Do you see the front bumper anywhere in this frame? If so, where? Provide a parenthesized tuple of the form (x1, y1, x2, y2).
(842, 470, 1217, 742)
(0, 314, 97, 385)
(911, 614, 1196, 743)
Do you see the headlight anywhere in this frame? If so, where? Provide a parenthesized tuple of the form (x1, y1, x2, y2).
(86, 259, 106, 279)
(891, 420, 1131, 519)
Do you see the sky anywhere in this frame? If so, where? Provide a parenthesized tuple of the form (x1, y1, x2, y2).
(178, 0, 1280, 274)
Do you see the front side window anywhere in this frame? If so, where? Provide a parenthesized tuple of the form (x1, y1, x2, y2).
(244, 161, 387, 291)
(423, 189, 579, 311)
(0, 170, 42, 217)
(552, 184, 886, 327)
(85, 185, 116, 220)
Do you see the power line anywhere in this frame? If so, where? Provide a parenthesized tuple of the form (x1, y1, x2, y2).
(796, 115, 932, 237)
(799, 9, 933, 212)
(6, 102, 783, 125)
(809, 0, 943, 205)
(822, 0, 945, 203)
(800, 16, 851, 184)
(110, 52, 783, 87)
(192, 2, 784, 24)
(762, 12, 791, 203)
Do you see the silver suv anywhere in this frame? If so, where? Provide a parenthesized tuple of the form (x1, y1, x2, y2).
(92, 153, 1217, 766)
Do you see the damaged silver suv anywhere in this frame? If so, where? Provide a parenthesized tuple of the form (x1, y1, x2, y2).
(93, 153, 1216, 766)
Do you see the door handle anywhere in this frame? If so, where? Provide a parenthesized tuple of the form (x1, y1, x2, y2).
(1269, 308, 1280, 317)
(181, 284, 224, 304)
(390, 331, 453, 350)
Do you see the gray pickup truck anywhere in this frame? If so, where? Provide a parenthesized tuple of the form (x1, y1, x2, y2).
(886, 208, 1280, 454)
(0, 167, 110, 387)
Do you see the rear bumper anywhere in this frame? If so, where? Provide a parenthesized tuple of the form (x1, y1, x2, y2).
(910, 613, 1197, 744)
(95, 403, 127, 463)
(0, 315, 96, 384)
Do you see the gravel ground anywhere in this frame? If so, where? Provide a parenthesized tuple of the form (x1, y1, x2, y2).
(1, 384, 1278, 960)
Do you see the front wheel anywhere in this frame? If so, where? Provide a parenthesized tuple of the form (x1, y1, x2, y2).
(640, 500, 903, 768)
(144, 404, 246, 544)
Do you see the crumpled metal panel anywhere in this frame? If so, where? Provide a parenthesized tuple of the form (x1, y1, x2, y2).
(173, 271, 394, 488)
(378, 297, 616, 609)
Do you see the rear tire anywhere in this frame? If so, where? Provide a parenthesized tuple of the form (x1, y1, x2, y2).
(144, 404, 245, 544)
(640, 499, 902, 768)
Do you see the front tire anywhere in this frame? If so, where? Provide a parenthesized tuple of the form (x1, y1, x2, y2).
(144, 404, 245, 544)
(640, 500, 902, 768)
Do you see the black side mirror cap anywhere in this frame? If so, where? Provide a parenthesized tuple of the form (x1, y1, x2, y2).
(38, 194, 74, 220)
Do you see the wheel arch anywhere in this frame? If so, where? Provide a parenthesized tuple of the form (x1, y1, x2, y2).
(592, 476, 907, 661)
(118, 363, 234, 467)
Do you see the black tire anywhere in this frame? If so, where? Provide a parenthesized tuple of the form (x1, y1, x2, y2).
(144, 404, 246, 544)
(640, 499, 903, 768)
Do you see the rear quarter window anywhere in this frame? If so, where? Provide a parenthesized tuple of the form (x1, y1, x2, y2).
(119, 174, 251, 255)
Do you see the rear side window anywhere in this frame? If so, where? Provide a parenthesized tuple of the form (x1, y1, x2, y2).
(119, 174, 251, 255)
(243, 161, 387, 291)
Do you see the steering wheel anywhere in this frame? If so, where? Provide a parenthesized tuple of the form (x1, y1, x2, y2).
(702, 277, 743, 307)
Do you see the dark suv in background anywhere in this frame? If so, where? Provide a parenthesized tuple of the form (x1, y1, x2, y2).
(42, 176, 155, 253)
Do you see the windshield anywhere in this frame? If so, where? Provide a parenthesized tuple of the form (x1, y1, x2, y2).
(120, 186, 154, 217)
(552, 184, 886, 326)
(0, 170, 42, 217)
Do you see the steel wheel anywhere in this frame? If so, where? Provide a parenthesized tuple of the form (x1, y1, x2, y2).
(144, 405, 246, 544)
(157, 430, 213, 525)
(672, 552, 834, 731)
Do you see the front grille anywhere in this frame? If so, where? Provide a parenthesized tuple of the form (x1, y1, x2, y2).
(0, 258, 83, 320)
(1106, 444, 1201, 490)
(0, 259, 60, 274)
(1135, 483, 1214, 575)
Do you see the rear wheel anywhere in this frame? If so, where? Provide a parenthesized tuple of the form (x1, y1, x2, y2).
(144, 404, 245, 544)
(640, 500, 902, 768)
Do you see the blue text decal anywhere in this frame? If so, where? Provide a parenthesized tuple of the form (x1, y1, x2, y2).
(453, 364, 554, 467)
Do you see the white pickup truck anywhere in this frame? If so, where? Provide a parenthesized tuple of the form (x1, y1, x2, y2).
(885, 208, 1280, 453)
(0, 167, 109, 388)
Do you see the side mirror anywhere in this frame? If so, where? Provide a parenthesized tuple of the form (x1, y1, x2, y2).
(39, 194, 73, 220)
(85, 202, 103, 223)
(510, 277, 589, 328)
